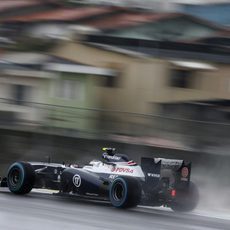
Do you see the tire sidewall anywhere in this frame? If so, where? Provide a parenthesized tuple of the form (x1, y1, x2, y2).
(109, 177, 128, 208)
(7, 162, 35, 194)
(171, 182, 199, 212)
(7, 162, 25, 193)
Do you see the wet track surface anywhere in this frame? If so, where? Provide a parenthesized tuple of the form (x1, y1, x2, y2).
(1, 189, 230, 230)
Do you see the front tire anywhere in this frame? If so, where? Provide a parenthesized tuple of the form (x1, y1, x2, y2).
(7, 162, 35, 195)
(109, 176, 142, 208)
(171, 181, 199, 212)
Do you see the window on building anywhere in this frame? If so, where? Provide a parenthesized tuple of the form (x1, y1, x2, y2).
(57, 79, 84, 101)
(170, 69, 193, 88)
(12, 84, 30, 105)
(104, 76, 117, 88)
(102, 62, 123, 88)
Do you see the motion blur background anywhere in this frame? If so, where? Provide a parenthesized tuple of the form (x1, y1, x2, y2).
(0, 0, 229, 211)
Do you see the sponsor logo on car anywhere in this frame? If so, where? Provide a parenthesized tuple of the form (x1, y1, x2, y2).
(147, 173, 160, 178)
(73, 174, 81, 187)
(109, 174, 118, 179)
(103, 154, 121, 161)
(111, 167, 133, 173)
(181, 167, 189, 178)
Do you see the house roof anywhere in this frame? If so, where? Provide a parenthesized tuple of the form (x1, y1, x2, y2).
(106, 13, 229, 42)
(45, 63, 116, 76)
(0, 1, 40, 12)
(2, 5, 226, 31)
(194, 36, 230, 47)
(170, 60, 217, 70)
(0, 52, 50, 65)
(0, 52, 116, 76)
(84, 12, 225, 32)
(0, 52, 90, 67)
(83, 11, 228, 42)
(172, 0, 230, 5)
(82, 34, 230, 64)
(0, 4, 228, 43)
(3, 6, 114, 23)
(84, 12, 171, 30)
(194, 99, 230, 107)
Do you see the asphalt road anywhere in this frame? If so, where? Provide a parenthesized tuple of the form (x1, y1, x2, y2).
(1, 189, 230, 230)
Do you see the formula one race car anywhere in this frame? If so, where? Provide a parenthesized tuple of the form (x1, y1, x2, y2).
(0, 148, 199, 211)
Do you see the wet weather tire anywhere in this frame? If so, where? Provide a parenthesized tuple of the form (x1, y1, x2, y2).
(7, 162, 35, 195)
(171, 181, 199, 212)
(109, 176, 142, 209)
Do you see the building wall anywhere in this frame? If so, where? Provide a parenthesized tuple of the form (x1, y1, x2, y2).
(53, 41, 230, 115)
(158, 63, 230, 103)
(0, 74, 49, 123)
(46, 72, 102, 131)
(52, 41, 145, 112)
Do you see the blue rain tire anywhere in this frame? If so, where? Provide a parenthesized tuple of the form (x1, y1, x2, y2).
(171, 181, 199, 212)
(109, 176, 142, 208)
(7, 162, 35, 195)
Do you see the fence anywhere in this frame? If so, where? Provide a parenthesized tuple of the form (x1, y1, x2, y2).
(0, 98, 229, 152)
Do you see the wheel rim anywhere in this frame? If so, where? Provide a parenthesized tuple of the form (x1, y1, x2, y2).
(9, 168, 21, 186)
(113, 182, 124, 201)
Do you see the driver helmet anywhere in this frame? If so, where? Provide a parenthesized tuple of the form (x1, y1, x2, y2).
(102, 147, 116, 156)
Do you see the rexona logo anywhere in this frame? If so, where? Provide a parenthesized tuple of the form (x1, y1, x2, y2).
(111, 167, 133, 173)
(73, 174, 81, 187)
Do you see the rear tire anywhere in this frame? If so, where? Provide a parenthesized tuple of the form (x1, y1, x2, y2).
(171, 181, 199, 212)
(7, 162, 35, 195)
(109, 176, 142, 208)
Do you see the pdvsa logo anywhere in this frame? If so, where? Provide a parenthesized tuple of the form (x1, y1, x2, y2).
(73, 174, 81, 187)
(111, 167, 134, 173)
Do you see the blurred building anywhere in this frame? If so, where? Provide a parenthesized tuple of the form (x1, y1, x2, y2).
(0, 52, 115, 131)
(69, 0, 230, 27)
(0, 0, 229, 151)
(51, 34, 230, 149)
(51, 34, 230, 118)
(97, 13, 227, 41)
(0, 2, 228, 45)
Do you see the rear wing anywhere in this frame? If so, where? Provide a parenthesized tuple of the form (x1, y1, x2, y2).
(141, 157, 191, 190)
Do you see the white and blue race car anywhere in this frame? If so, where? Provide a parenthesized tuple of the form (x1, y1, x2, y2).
(1, 148, 199, 211)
